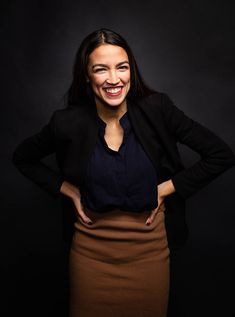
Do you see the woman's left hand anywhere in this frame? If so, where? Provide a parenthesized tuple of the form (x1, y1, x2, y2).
(145, 179, 176, 225)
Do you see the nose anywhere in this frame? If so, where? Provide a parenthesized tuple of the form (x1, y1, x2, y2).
(106, 69, 120, 85)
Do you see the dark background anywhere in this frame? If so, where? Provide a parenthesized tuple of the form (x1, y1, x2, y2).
(3, 0, 235, 316)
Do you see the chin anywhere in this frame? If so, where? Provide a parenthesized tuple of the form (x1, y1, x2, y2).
(98, 95, 127, 107)
(105, 100, 125, 108)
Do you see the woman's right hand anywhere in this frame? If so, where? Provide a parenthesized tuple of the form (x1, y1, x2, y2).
(60, 180, 93, 224)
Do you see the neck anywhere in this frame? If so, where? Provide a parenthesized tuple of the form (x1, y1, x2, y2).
(95, 97, 128, 123)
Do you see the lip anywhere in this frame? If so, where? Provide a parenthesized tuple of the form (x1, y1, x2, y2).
(103, 86, 123, 89)
(103, 86, 124, 97)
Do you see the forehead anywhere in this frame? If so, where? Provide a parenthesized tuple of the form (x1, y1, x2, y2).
(88, 44, 128, 63)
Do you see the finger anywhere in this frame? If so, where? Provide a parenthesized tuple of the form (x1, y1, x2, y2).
(73, 201, 93, 224)
(145, 201, 166, 225)
(158, 203, 166, 212)
(145, 209, 158, 225)
(78, 210, 93, 224)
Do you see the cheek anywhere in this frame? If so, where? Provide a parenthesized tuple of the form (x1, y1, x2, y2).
(123, 72, 131, 83)
(93, 77, 105, 88)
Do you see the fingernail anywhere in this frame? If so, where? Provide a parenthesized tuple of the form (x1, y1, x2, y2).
(87, 221, 93, 225)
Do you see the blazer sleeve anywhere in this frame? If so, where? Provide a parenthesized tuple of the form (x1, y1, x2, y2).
(11, 111, 64, 197)
(160, 93, 235, 199)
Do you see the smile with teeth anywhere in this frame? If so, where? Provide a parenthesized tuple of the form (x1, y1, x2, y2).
(105, 87, 122, 92)
(104, 87, 123, 97)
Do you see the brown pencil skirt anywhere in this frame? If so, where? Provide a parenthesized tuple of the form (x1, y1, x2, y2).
(69, 207, 170, 317)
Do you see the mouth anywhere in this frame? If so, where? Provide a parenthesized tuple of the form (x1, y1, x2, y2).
(103, 86, 123, 97)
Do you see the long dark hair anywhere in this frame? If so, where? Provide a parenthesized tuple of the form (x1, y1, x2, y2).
(65, 28, 157, 106)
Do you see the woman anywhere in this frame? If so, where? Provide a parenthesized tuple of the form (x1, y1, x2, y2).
(12, 28, 235, 317)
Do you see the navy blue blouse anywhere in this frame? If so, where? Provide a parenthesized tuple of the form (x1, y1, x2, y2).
(79, 111, 158, 213)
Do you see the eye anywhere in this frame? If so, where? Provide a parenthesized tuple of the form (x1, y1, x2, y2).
(119, 66, 129, 70)
(94, 68, 106, 72)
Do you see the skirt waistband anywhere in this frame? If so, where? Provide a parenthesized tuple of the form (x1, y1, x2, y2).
(82, 206, 154, 223)
(71, 208, 169, 263)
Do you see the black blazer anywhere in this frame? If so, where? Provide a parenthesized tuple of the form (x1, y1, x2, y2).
(12, 91, 235, 250)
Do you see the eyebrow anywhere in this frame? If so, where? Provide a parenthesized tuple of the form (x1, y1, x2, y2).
(92, 61, 129, 69)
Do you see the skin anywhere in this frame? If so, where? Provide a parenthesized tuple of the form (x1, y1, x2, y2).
(60, 44, 176, 225)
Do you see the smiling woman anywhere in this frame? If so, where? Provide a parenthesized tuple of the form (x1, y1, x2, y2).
(86, 44, 131, 113)
(12, 27, 235, 317)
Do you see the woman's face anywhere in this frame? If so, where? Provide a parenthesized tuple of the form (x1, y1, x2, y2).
(87, 44, 131, 108)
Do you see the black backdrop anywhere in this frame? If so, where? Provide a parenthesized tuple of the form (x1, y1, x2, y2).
(3, 0, 235, 316)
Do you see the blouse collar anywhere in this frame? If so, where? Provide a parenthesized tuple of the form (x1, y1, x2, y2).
(97, 111, 131, 134)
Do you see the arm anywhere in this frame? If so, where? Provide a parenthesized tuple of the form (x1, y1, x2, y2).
(12, 111, 64, 197)
(160, 93, 235, 199)
(158, 179, 176, 197)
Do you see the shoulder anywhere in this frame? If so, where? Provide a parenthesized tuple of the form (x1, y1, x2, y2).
(141, 91, 162, 105)
(52, 104, 81, 119)
(51, 104, 89, 138)
(137, 91, 172, 115)
(142, 91, 185, 119)
(52, 104, 89, 124)
(138, 91, 172, 108)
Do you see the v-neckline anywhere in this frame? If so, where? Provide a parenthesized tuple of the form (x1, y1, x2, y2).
(97, 111, 128, 127)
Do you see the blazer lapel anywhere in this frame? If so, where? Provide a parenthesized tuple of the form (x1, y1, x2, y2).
(127, 97, 182, 175)
(126, 98, 163, 172)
